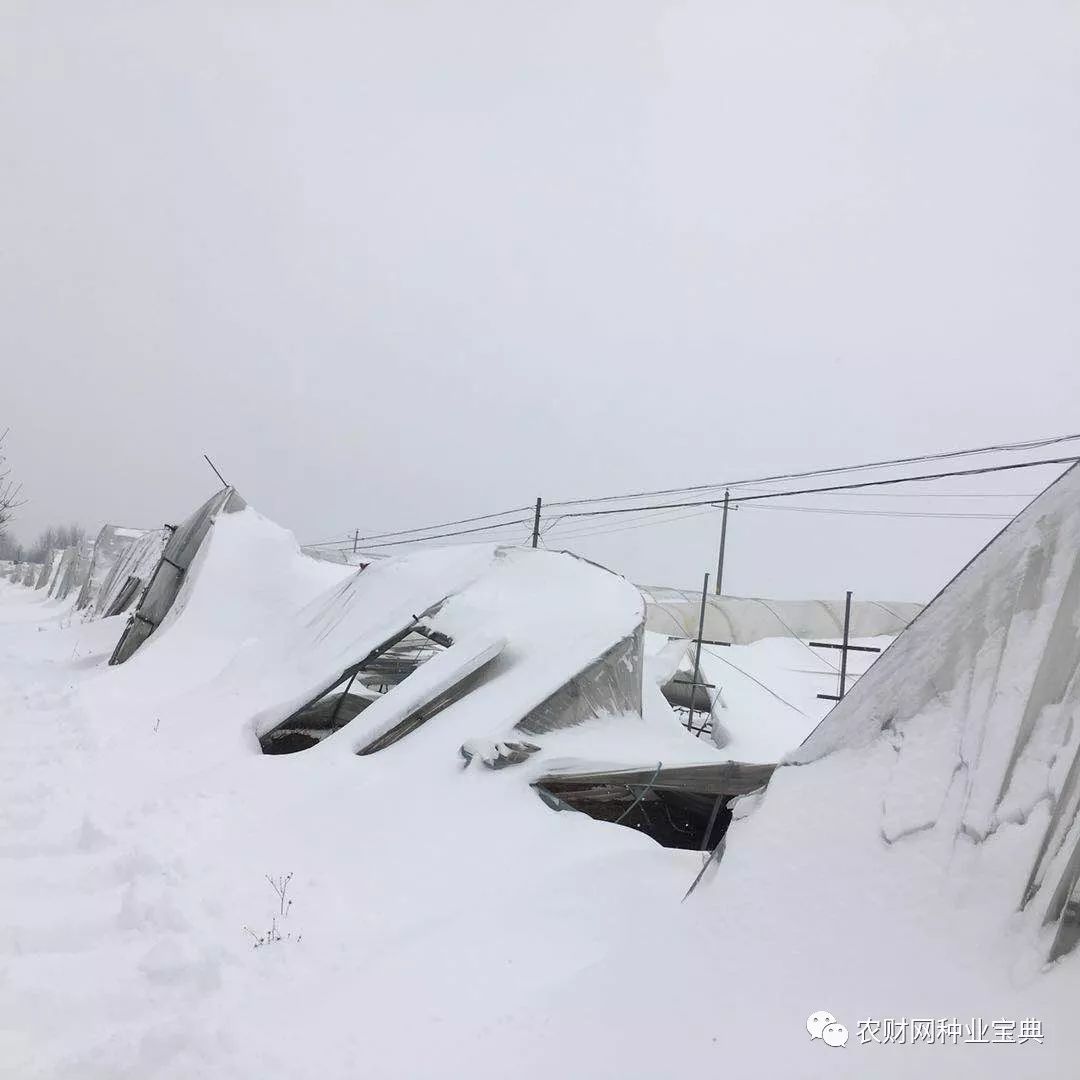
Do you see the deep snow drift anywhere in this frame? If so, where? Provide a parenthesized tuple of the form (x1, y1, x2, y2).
(1, 488, 1078, 1078)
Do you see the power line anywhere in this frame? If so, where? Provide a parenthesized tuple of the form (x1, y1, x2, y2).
(741, 504, 1015, 521)
(541, 430, 1080, 510)
(869, 600, 906, 622)
(548, 499, 1016, 544)
(730, 458, 1073, 505)
(303, 534, 356, 548)
(305, 503, 534, 547)
(556, 456, 1077, 520)
(300, 437, 1075, 551)
(545, 506, 718, 543)
(318, 518, 531, 550)
(795, 490, 1038, 499)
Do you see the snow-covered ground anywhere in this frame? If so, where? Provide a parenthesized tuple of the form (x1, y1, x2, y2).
(1, 504, 1077, 1078)
(0, 577, 708, 1079)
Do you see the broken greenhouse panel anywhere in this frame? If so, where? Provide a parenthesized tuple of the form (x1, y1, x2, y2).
(49, 544, 89, 601)
(536, 760, 775, 850)
(92, 528, 170, 619)
(354, 635, 506, 755)
(232, 543, 648, 760)
(109, 488, 245, 664)
(514, 625, 643, 737)
(258, 622, 446, 754)
(34, 550, 61, 591)
(76, 525, 151, 612)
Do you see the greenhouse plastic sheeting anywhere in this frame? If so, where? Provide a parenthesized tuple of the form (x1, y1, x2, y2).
(110, 487, 246, 664)
(789, 461, 1080, 962)
(92, 529, 169, 619)
(515, 623, 644, 735)
(640, 588, 920, 644)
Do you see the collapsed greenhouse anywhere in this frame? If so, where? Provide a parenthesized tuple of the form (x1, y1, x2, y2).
(781, 459, 1080, 963)
(109, 487, 246, 664)
(4, 461, 1080, 963)
(3, 459, 1080, 1077)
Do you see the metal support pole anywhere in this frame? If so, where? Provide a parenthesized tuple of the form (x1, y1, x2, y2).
(531, 497, 542, 549)
(838, 589, 853, 700)
(701, 794, 724, 852)
(613, 761, 664, 825)
(327, 668, 362, 729)
(352, 529, 359, 554)
(203, 454, 228, 487)
(687, 571, 710, 733)
(714, 489, 730, 596)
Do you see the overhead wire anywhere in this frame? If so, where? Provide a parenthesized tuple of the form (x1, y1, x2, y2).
(793, 490, 1038, 499)
(300, 438, 1077, 550)
(304, 503, 534, 548)
(540, 430, 1080, 510)
(702, 646, 808, 717)
(554, 456, 1078, 520)
(303, 534, 357, 548)
(545, 506, 719, 543)
(869, 600, 906, 622)
(328, 518, 532, 550)
(740, 504, 1016, 521)
(549, 500, 1017, 545)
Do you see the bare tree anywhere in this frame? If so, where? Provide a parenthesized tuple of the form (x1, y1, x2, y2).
(0, 428, 23, 538)
(0, 534, 24, 561)
(28, 522, 86, 563)
(1, 432, 84, 566)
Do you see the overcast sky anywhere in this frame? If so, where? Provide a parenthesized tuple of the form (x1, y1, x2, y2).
(3, 2, 1078, 600)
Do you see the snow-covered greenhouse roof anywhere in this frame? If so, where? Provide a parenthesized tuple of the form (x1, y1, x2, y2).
(97, 502, 648, 758)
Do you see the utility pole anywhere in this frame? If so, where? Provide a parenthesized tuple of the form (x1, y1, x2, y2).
(531, 497, 542, 549)
(714, 489, 730, 596)
(686, 571, 710, 734)
(352, 529, 359, 555)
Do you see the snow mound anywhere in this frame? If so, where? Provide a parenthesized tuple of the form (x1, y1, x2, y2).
(83, 504, 648, 770)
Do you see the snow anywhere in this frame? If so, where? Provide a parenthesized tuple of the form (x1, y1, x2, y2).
(641, 627, 897, 763)
(1, 488, 1078, 1078)
(94, 510, 646, 764)
(696, 634, 893, 761)
(0, 568, 697, 1079)
(505, 740, 1079, 1079)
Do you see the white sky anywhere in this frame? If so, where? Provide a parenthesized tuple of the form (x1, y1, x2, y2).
(3, 1, 1078, 600)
